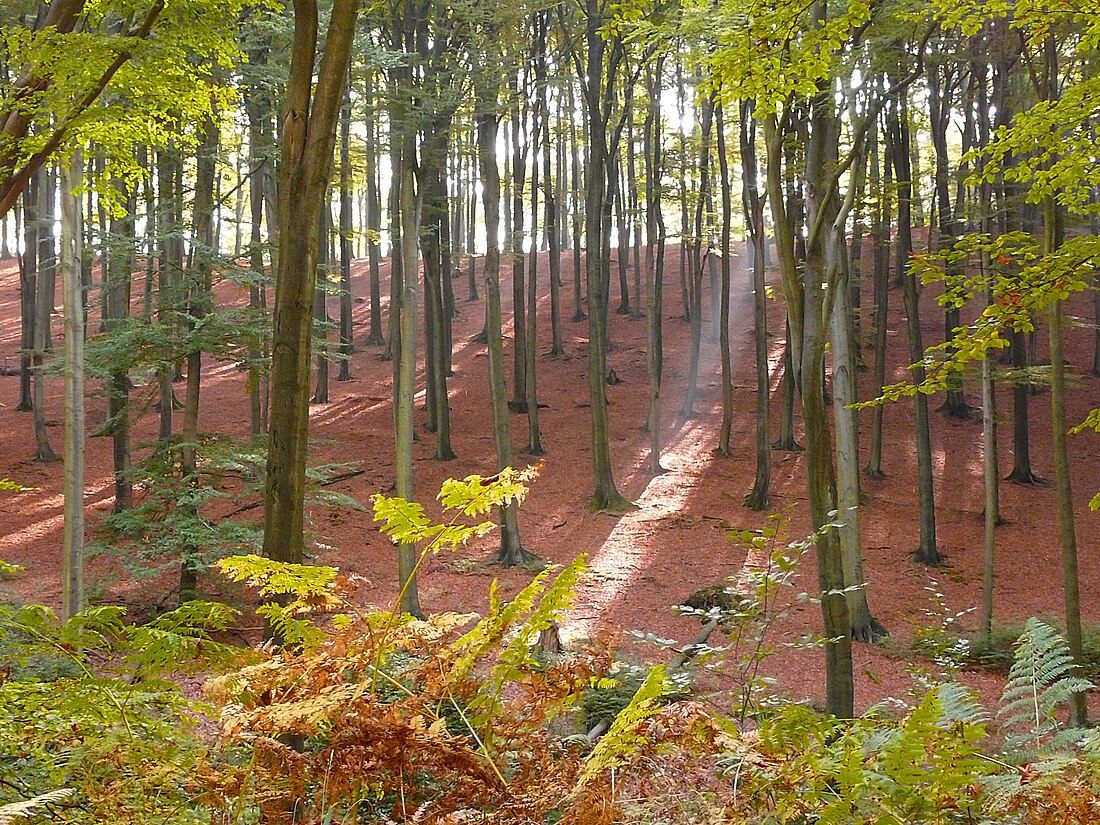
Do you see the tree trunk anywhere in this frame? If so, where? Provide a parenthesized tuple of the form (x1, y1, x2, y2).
(477, 103, 536, 566)
(60, 152, 84, 621)
(581, 0, 631, 512)
(865, 115, 890, 478)
(740, 100, 770, 508)
(179, 117, 218, 604)
(261, 0, 360, 569)
(888, 94, 941, 566)
(32, 166, 59, 462)
(644, 60, 666, 476)
(337, 78, 354, 382)
(681, 92, 713, 419)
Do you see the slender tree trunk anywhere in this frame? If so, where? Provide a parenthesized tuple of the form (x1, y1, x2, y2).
(541, 48, 564, 357)
(478, 102, 536, 566)
(510, 88, 528, 412)
(716, 103, 735, 457)
(740, 101, 770, 508)
(179, 118, 218, 604)
(681, 92, 713, 418)
(889, 95, 941, 566)
(394, 134, 424, 615)
(643, 60, 666, 475)
(865, 116, 890, 478)
(364, 73, 385, 346)
(581, 0, 631, 512)
(337, 79, 354, 382)
(17, 179, 37, 412)
(60, 152, 84, 621)
(311, 204, 331, 405)
(32, 166, 58, 462)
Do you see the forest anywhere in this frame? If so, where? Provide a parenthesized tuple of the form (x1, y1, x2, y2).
(2, 0, 1100, 820)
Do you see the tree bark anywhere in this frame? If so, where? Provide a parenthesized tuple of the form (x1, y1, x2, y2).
(261, 0, 360, 568)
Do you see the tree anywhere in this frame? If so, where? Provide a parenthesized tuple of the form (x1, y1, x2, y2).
(261, 0, 361, 567)
(59, 151, 84, 621)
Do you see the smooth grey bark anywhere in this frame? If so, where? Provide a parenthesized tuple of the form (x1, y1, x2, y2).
(477, 99, 536, 566)
(337, 78, 354, 382)
(60, 152, 84, 621)
(643, 59, 667, 476)
(32, 166, 58, 462)
(888, 93, 941, 566)
(681, 92, 713, 419)
(740, 99, 770, 507)
(864, 115, 890, 479)
(261, 0, 360, 572)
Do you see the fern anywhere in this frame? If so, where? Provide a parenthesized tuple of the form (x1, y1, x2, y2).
(998, 618, 1092, 752)
(0, 789, 74, 824)
(574, 664, 669, 792)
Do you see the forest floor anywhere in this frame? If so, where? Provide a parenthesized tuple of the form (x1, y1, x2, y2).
(2, 239, 1099, 716)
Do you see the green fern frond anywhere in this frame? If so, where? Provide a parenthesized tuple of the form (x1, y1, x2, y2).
(935, 682, 989, 727)
(998, 618, 1092, 751)
(574, 664, 668, 792)
(217, 554, 340, 603)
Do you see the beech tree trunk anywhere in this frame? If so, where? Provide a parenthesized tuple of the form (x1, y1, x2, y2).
(261, 0, 360, 569)
(60, 152, 84, 621)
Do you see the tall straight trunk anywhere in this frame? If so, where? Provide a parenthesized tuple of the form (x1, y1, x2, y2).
(865, 115, 890, 478)
(716, 103, 735, 458)
(1050, 294, 1086, 725)
(394, 136, 424, 614)
(627, 94, 643, 322)
(541, 50, 564, 356)
(419, 124, 456, 460)
(676, 61, 691, 322)
(1039, 36, 1086, 725)
(643, 60, 666, 475)
(32, 165, 58, 461)
(17, 179, 36, 411)
(383, 83, 403, 364)
(510, 90, 528, 411)
(156, 150, 179, 441)
(477, 103, 535, 566)
(975, 63, 999, 646)
(580, 0, 631, 511)
(364, 73, 385, 346)
(465, 125, 480, 303)
(568, 80, 584, 322)
(106, 181, 134, 513)
(681, 92, 713, 418)
(244, 70, 272, 437)
(337, 78, 354, 382)
(740, 100, 770, 507)
(311, 204, 331, 404)
(60, 152, 84, 621)
(889, 95, 940, 566)
(525, 103, 543, 455)
(138, 146, 156, 318)
(614, 135, 630, 316)
(261, 0, 360, 570)
(766, 88, 853, 718)
(832, 232, 882, 641)
(929, 66, 974, 420)
(179, 117, 218, 604)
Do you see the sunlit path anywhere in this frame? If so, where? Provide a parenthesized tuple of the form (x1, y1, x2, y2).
(562, 420, 719, 642)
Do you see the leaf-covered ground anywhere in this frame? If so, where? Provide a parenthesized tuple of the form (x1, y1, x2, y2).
(1, 240, 1098, 714)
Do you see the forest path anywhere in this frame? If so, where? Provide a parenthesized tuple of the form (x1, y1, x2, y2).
(562, 264, 768, 643)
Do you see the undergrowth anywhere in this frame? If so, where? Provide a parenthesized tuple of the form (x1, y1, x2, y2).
(5, 473, 1100, 824)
